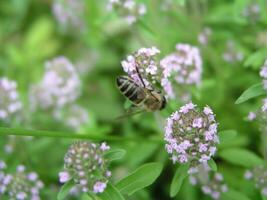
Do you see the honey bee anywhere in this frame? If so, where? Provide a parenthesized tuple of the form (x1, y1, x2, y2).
(116, 75, 166, 113)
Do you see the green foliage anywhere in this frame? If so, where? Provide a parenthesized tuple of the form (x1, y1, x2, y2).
(116, 162, 163, 195)
(98, 184, 125, 200)
(219, 148, 263, 168)
(170, 163, 190, 197)
(235, 83, 266, 104)
(57, 180, 75, 200)
(1, 0, 267, 199)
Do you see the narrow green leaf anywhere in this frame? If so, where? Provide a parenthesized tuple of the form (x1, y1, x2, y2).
(221, 189, 251, 200)
(208, 159, 217, 171)
(244, 48, 267, 69)
(116, 162, 163, 195)
(235, 83, 265, 104)
(219, 130, 238, 144)
(104, 149, 126, 162)
(81, 193, 93, 200)
(176, 0, 186, 6)
(57, 180, 74, 200)
(219, 148, 263, 168)
(99, 184, 125, 200)
(170, 163, 190, 197)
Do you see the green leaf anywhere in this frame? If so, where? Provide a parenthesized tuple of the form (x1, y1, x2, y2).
(104, 149, 126, 162)
(208, 159, 217, 171)
(116, 162, 163, 195)
(57, 180, 74, 200)
(244, 48, 267, 69)
(235, 83, 265, 104)
(81, 193, 93, 200)
(221, 189, 251, 200)
(262, 194, 267, 200)
(219, 130, 238, 144)
(219, 148, 263, 168)
(99, 184, 125, 200)
(170, 163, 190, 197)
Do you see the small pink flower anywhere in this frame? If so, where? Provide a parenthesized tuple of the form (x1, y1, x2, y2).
(59, 171, 71, 183)
(93, 181, 107, 193)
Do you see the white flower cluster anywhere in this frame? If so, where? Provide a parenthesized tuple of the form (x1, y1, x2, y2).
(245, 165, 267, 196)
(222, 41, 243, 63)
(52, 0, 85, 30)
(160, 44, 202, 99)
(53, 104, 89, 130)
(0, 162, 44, 200)
(107, 0, 146, 24)
(59, 141, 111, 194)
(121, 47, 161, 88)
(0, 77, 22, 121)
(164, 103, 219, 167)
(189, 163, 228, 200)
(260, 60, 267, 90)
(30, 56, 81, 110)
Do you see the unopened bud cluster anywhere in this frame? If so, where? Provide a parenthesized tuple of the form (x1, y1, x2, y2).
(121, 47, 161, 88)
(59, 141, 111, 194)
(52, 0, 85, 30)
(107, 0, 146, 24)
(0, 78, 22, 121)
(160, 44, 202, 99)
(243, 3, 261, 22)
(245, 165, 267, 196)
(0, 161, 44, 200)
(189, 163, 228, 200)
(30, 56, 81, 110)
(164, 103, 219, 167)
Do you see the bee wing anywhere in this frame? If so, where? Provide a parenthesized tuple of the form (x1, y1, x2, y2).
(115, 106, 146, 121)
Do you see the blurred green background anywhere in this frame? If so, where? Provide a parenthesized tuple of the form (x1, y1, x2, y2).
(1, 0, 267, 199)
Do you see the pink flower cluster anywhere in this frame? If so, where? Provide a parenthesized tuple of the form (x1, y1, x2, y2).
(189, 163, 228, 200)
(198, 27, 212, 45)
(30, 56, 81, 110)
(260, 60, 267, 90)
(59, 141, 111, 194)
(0, 78, 22, 121)
(0, 161, 44, 200)
(160, 44, 202, 99)
(52, 0, 85, 30)
(222, 41, 243, 63)
(107, 0, 146, 24)
(245, 165, 267, 196)
(164, 103, 219, 166)
(121, 47, 161, 88)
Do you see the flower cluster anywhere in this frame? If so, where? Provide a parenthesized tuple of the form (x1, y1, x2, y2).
(222, 41, 243, 63)
(260, 60, 267, 90)
(53, 104, 89, 130)
(30, 56, 81, 110)
(245, 165, 267, 196)
(0, 77, 22, 121)
(0, 162, 44, 200)
(164, 103, 219, 167)
(198, 27, 212, 45)
(121, 47, 161, 88)
(52, 0, 85, 30)
(107, 0, 146, 24)
(243, 3, 261, 22)
(189, 163, 228, 200)
(160, 44, 202, 99)
(59, 141, 111, 194)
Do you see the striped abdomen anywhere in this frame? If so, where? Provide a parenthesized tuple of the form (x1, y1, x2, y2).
(116, 76, 146, 105)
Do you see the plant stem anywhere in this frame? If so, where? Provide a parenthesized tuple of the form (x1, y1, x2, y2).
(0, 127, 164, 144)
